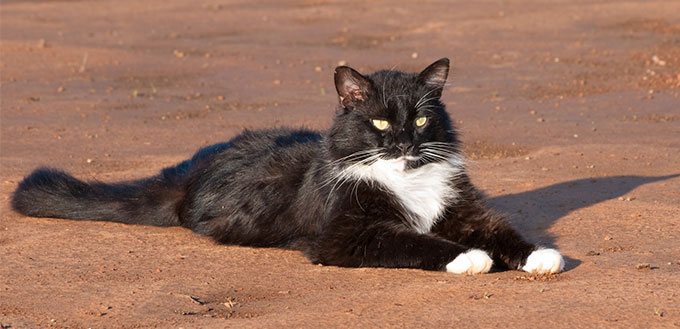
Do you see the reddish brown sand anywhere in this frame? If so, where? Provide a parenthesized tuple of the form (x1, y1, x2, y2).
(1, 1, 679, 328)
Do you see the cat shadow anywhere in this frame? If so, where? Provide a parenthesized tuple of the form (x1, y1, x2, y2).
(488, 173, 680, 271)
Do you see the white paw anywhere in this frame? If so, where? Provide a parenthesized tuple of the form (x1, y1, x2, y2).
(446, 249, 493, 275)
(522, 248, 565, 274)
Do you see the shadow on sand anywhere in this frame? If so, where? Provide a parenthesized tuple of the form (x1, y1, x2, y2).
(488, 174, 679, 270)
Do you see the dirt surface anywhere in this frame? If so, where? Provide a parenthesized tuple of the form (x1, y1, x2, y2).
(1, 0, 680, 328)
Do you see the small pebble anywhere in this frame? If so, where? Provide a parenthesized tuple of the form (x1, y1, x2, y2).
(411, 52, 419, 59)
(604, 235, 612, 241)
(651, 55, 666, 66)
(314, 66, 322, 72)
(337, 60, 347, 66)
(585, 251, 600, 256)
(635, 263, 651, 270)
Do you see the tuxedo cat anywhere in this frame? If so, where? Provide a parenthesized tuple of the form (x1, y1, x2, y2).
(11, 58, 564, 275)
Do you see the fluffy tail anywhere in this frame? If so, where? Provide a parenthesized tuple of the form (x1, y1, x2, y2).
(11, 167, 186, 226)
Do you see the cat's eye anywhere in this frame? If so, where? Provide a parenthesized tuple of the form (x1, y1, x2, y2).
(371, 119, 390, 130)
(415, 116, 428, 127)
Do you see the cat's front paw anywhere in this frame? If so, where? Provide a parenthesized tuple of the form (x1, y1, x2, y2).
(521, 248, 565, 274)
(446, 249, 493, 275)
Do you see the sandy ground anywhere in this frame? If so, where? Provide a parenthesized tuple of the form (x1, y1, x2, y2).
(1, 0, 679, 328)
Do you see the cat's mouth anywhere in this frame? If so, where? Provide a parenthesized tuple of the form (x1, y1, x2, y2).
(385, 155, 419, 163)
(382, 155, 422, 171)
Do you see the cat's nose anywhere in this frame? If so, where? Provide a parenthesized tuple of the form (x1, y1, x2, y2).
(396, 130, 413, 154)
(396, 142, 414, 154)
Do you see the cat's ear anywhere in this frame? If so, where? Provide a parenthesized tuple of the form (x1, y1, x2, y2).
(334, 66, 372, 107)
(418, 58, 450, 94)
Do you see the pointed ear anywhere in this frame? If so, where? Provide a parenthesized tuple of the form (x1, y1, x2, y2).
(418, 58, 450, 93)
(334, 66, 372, 107)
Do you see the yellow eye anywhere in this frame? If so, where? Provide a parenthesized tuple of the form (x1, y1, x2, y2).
(372, 119, 390, 130)
(415, 116, 428, 127)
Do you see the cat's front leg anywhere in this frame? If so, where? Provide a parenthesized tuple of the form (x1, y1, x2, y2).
(433, 203, 565, 274)
(305, 217, 493, 274)
(520, 248, 565, 274)
(445, 248, 494, 275)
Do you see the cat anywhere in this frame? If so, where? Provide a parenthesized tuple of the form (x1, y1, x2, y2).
(11, 58, 564, 275)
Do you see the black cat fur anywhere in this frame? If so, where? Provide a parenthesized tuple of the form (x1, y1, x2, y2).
(11, 58, 564, 274)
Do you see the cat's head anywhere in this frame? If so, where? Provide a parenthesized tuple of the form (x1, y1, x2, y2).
(327, 58, 460, 171)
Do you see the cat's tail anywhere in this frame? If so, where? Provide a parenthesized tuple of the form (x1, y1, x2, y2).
(11, 167, 186, 226)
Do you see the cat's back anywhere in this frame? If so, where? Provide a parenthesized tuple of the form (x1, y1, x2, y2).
(217, 128, 322, 169)
(172, 128, 322, 178)
(179, 128, 325, 243)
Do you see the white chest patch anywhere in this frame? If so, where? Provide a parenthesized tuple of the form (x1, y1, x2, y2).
(343, 157, 463, 233)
